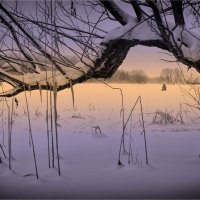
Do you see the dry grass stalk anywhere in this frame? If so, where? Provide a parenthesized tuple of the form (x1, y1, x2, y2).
(0, 143, 6, 159)
(1, 99, 5, 146)
(95, 81, 126, 165)
(50, 88, 55, 168)
(8, 105, 11, 169)
(128, 115, 133, 165)
(53, 82, 61, 176)
(46, 89, 50, 168)
(44, 8, 50, 168)
(139, 96, 149, 165)
(8, 97, 14, 170)
(24, 89, 39, 179)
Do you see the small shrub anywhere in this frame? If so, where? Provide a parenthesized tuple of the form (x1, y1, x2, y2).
(152, 109, 181, 125)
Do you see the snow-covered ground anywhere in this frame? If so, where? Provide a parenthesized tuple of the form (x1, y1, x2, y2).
(0, 83, 200, 198)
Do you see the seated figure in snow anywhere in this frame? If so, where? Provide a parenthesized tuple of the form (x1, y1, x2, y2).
(161, 84, 167, 91)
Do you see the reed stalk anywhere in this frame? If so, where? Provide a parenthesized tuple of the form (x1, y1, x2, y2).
(50, 88, 55, 167)
(53, 82, 61, 175)
(139, 96, 149, 165)
(24, 89, 39, 179)
(0, 143, 6, 158)
(46, 89, 50, 168)
(1, 100, 5, 146)
(8, 105, 11, 169)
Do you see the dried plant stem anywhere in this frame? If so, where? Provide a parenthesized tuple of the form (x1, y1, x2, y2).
(0, 85, 8, 147)
(124, 96, 140, 129)
(94, 81, 126, 165)
(0, 85, 10, 161)
(117, 95, 149, 166)
(1, 100, 5, 146)
(7, 97, 14, 169)
(8, 106, 11, 169)
(128, 115, 133, 165)
(51, 0, 60, 175)
(50, 89, 55, 168)
(24, 90, 39, 179)
(128, 137, 133, 165)
(0, 143, 6, 158)
(118, 96, 140, 165)
(44, 3, 50, 168)
(9, 97, 14, 167)
(139, 96, 149, 165)
(53, 82, 61, 175)
(50, 1, 55, 168)
(46, 89, 50, 168)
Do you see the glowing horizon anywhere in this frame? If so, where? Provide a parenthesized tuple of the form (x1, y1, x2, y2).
(119, 46, 199, 78)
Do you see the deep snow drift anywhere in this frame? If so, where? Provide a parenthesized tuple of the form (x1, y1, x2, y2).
(0, 83, 200, 199)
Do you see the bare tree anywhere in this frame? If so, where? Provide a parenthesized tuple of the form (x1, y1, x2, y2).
(161, 68, 176, 84)
(107, 69, 148, 83)
(129, 70, 148, 83)
(0, 0, 199, 97)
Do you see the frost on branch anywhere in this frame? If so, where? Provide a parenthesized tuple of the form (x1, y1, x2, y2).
(0, 0, 200, 97)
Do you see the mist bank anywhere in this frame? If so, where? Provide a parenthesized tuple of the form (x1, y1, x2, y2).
(87, 68, 200, 84)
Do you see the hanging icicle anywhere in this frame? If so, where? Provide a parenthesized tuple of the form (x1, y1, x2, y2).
(14, 98, 19, 108)
(38, 83, 43, 104)
(28, 85, 31, 97)
(69, 78, 75, 109)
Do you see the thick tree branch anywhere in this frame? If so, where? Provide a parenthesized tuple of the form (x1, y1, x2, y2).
(0, 70, 25, 87)
(130, 0, 142, 22)
(99, 0, 129, 25)
(0, 38, 169, 97)
(170, 0, 185, 26)
(146, 0, 168, 41)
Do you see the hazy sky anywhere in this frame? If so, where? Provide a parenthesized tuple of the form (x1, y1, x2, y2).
(120, 46, 175, 77)
(119, 45, 198, 77)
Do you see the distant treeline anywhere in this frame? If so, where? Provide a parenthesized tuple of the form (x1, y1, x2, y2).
(108, 70, 149, 83)
(1, 58, 200, 84)
(88, 68, 200, 84)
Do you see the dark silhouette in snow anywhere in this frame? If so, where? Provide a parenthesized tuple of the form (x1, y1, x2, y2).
(161, 84, 167, 91)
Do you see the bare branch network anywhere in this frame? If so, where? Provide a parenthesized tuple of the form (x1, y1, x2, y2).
(0, 0, 200, 97)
